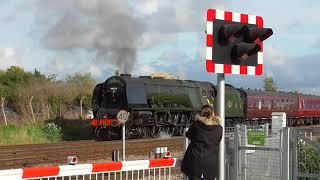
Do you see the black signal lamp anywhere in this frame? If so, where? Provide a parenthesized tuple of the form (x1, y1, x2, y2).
(244, 27, 273, 42)
(219, 24, 246, 45)
(231, 43, 261, 60)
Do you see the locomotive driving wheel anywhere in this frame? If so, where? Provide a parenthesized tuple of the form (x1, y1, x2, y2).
(178, 126, 185, 135)
(150, 126, 160, 138)
(137, 127, 148, 138)
(166, 126, 175, 136)
(95, 128, 112, 141)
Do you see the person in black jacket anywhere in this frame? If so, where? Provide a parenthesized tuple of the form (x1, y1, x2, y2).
(181, 105, 223, 180)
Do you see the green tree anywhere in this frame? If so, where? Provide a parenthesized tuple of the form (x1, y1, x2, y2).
(291, 90, 300, 94)
(65, 73, 95, 118)
(263, 74, 277, 92)
(0, 66, 33, 87)
(0, 66, 35, 111)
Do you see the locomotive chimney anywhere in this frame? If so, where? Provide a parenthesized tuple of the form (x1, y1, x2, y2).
(120, 74, 132, 78)
(114, 69, 120, 76)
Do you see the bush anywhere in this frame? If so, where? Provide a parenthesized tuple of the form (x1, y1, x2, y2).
(42, 123, 62, 142)
(298, 142, 320, 175)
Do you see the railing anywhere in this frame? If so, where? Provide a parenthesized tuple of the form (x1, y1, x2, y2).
(0, 158, 183, 180)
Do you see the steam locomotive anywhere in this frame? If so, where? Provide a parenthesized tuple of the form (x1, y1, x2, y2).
(90, 74, 320, 139)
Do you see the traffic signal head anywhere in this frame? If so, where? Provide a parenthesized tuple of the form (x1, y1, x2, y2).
(243, 27, 273, 43)
(231, 43, 261, 61)
(219, 24, 245, 45)
(206, 9, 273, 75)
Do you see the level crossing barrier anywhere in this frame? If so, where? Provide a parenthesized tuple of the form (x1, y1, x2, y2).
(0, 158, 183, 180)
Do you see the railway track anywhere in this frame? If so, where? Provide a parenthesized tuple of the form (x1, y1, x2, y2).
(0, 137, 184, 170)
(1, 124, 318, 170)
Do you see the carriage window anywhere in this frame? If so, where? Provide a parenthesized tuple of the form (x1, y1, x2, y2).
(254, 99, 258, 108)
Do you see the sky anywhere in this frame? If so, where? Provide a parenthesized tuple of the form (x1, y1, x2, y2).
(0, 0, 320, 94)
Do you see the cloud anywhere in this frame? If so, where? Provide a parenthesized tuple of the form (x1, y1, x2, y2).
(276, 54, 320, 88)
(313, 38, 320, 48)
(158, 49, 190, 63)
(264, 46, 289, 67)
(25, 0, 229, 76)
(0, 14, 16, 23)
(261, 48, 320, 94)
(40, 56, 112, 80)
(0, 48, 24, 70)
(132, 64, 156, 76)
(139, 0, 229, 33)
(131, 0, 229, 50)
(140, 32, 178, 49)
(133, 0, 159, 16)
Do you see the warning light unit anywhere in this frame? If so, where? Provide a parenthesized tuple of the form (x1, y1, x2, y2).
(206, 9, 273, 75)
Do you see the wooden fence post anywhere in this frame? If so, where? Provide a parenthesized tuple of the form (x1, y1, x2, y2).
(1, 97, 7, 126)
(80, 96, 85, 119)
(29, 96, 36, 124)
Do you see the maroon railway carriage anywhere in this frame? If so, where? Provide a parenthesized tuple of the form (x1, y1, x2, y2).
(242, 89, 320, 126)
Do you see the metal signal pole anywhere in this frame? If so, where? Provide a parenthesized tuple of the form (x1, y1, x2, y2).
(217, 73, 225, 180)
(122, 123, 126, 161)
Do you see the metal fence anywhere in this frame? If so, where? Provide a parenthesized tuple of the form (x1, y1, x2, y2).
(225, 124, 320, 180)
(227, 125, 282, 180)
(0, 158, 186, 180)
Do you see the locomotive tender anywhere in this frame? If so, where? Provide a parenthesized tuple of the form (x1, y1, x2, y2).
(91, 74, 320, 139)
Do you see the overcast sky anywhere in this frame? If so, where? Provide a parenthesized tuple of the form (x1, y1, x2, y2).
(1, 0, 320, 94)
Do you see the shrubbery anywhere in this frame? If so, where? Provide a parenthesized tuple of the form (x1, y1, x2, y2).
(0, 66, 95, 122)
(298, 142, 320, 175)
(42, 123, 62, 142)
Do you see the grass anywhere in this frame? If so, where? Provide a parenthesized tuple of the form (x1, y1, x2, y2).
(0, 118, 92, 146)
(0, 124, 62, 146)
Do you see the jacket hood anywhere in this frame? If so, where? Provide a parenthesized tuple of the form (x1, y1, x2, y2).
(196, 114, 221, 126)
